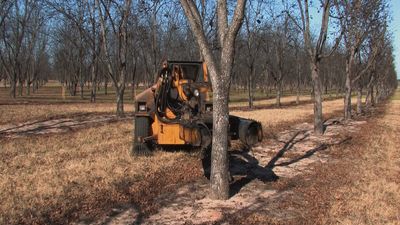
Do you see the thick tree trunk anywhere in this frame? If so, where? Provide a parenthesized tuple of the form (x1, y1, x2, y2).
(179, 0, 246, 200)
(311, 61, 323, 135)
(210, 82, 230, 200)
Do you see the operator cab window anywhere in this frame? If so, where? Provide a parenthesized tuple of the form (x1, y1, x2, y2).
(170, 63, 204, 82)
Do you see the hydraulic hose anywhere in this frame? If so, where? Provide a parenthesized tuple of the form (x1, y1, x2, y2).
(154, 70, 182, 124)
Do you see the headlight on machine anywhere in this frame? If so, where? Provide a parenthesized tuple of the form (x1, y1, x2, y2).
(138, 102, 147, 112)
(193, 89, 200, 97)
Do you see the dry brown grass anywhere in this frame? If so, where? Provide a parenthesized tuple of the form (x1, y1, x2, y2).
(0, 121, 202, 224)
(229, 95, 312, 107)
(0, 90, 362, 224)
(325, 99, 400, 225)
(0, 103, 134, 125)
(232, 98, 354, 128)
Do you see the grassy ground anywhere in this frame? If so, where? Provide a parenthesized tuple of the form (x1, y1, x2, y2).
(224, 89, 400, 225)
(0, 93, 353, 224)
(325, 96, 400, 224)
(280, 90, 400, 224)
(0, 122, 202, 224)
(1, 80, 392, 224)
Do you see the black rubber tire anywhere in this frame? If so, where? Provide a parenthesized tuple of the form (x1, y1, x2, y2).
(188, 124, 211, 158)
(131, 116, 152, 156)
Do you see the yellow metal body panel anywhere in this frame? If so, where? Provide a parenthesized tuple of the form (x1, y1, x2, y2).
(148, 62, 210, 145)
(151, 116, 200, 145)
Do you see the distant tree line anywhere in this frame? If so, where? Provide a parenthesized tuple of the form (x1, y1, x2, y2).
(0, 0, 397, 117)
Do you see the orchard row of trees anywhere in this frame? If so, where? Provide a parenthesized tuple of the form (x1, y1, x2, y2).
(0, 0, 397, 115)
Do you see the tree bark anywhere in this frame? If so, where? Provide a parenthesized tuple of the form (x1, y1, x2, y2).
(356, 82, 362, 114)
(296, 62, 301, 104)
(180, 0, 246, 200)
(276, 80, 282, 107)
(18, 78, 23, 96)
(26, 80, 31, 96)
(90, 63, 97, 102)
(248, 68, 253, 109)
(344, 58, 352, 120)
(104, 81, 108, 95)
(116, 88, 125, 117)
(210, 82, 230, 200)
(311, 61, 323, 135)
(10, 77, 16, 98)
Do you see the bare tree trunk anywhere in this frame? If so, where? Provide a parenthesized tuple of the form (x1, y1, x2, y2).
(80, 80, 84, 99)
(311, 62, 323, 135)
(18, 78, 23, 96)
(374, 86, 380, 105)
(180, 0, 246, 200)
(344, 60, 352, 120)
(33, 80, 38, 93)
(73, 82, 77, 96)
(356, 82, 362, 114)
(10, 76, 16, 98)
(104, 81, 108, 95)
(296, 62, 301, 104)
(90, 64, 96, 102)
(248, 69, 253, 109)
(26, 80, 30, 95)
(210, 83, 230, 200)
(276, 80, 282, 107)
(116, 88, 125, 116)
(365, 72, 375, 108)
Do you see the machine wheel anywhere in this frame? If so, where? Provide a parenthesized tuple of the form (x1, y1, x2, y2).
(131, 116, 152, 156)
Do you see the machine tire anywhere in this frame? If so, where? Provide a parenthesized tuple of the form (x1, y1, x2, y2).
(193, 124, 212, 159)
(131, 116, 152, 156)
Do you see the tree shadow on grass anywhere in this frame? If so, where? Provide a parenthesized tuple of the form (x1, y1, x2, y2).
(228, 131, 309, 197)
(226, 126, 352, 198)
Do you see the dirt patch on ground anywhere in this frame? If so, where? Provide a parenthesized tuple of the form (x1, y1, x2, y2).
(0, 113, 133, 138)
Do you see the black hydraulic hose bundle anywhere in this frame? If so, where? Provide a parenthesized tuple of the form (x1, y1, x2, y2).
(155, 70, 183, 124)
